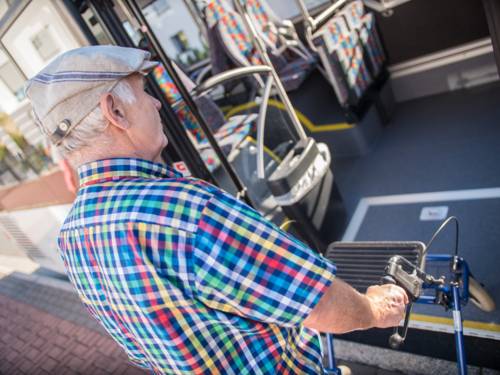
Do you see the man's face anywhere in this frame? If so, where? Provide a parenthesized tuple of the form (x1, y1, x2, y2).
(124, 73, 168, 161)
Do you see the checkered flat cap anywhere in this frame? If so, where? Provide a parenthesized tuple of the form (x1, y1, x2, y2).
(25, 45, 158, 145)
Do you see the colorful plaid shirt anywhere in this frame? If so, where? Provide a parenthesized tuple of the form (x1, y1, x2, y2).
(57, 158, 336, 374)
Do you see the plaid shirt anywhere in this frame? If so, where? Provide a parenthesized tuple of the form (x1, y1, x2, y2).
(58, 158, 336, 374)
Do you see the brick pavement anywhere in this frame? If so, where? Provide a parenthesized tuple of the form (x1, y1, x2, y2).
(0, 272, 147, 375)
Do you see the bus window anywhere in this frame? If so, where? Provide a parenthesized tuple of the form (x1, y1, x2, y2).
(117, 0, 208, 70)
(267, 0, 335, 20)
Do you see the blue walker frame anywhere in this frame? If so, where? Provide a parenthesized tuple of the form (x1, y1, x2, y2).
(324, 254, 471, 375)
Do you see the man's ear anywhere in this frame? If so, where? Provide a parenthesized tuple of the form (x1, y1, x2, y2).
(100, 92, 130, 130)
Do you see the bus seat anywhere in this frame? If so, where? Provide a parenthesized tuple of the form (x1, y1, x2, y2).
(243, 0, 314, 63)
(336, 1, 386, 78)
(204, 0, 315, 92)
(339, 0, 365, 30)
(205, 0, 263, 68)
(336, 30, 373, 99)
(313, 15, 372, 107)
(358, 13, 386, 78)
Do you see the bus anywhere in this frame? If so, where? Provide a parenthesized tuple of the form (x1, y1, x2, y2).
(0, 0, 498, 370)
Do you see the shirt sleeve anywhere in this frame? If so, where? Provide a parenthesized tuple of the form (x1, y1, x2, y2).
(193, 188, 336, 327)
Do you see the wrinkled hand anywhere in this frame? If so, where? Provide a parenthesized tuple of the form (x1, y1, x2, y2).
(365, 284, 409, 329)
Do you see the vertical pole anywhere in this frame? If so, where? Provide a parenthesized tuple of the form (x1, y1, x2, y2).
(325, 333, 339, 374)
(182, 0, 208, 42)
(233, 0, 307, 142)
(295, 0, 312, 22)
(452, 284, 467, 375)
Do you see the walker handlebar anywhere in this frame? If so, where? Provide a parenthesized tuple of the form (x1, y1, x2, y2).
(383, 255, 427, 349)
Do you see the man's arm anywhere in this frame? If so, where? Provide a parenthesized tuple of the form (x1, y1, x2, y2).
(303, 278, 408, 334)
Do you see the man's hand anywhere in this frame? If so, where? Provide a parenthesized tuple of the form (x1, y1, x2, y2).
(365, 284, 409, 329)
(303, 278, 409, 334)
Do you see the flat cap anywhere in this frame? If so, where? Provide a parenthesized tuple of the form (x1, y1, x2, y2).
(25, 45, 158, 145)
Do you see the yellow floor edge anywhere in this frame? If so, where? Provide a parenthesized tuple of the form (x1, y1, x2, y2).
(224, 100, 354, 133)
(411, 313, 500, 333)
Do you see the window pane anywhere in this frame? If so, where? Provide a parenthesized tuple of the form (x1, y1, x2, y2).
(31, 26, 61, 62)
(140, 0, 208, 68)
(267, 0, 333, 19)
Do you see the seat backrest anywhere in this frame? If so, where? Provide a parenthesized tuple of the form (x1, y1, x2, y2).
(205, 0, 263, 68)
(336, 30, 372, 99)
(322, 16, 350, 51)
(313, 18, 351, 106)
(245, 0, 280, 47)
(314, 15, 372, 106)
(358, 13, 385, 77)
(338, 0, 365, 30)
(152, 63, 225, 144)
(337, 1, 386, 77)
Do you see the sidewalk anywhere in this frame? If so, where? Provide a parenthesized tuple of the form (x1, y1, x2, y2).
(0, 270, 147, 375)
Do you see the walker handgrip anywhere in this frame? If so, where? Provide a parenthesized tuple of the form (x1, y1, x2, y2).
(382, 275, 396, 285)
(388, 303, 412, 349)
(383, 256, 423, 349)
(389, 332, 405, 349)
(382, 274, 409, 348)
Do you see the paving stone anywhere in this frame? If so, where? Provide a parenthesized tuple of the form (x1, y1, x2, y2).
(0, 288, 146, 375)
(19, 359, 37, 373)
(47, 345, 64, 360)
(40, 357, 59, 372)
(32, 337, 47, 349)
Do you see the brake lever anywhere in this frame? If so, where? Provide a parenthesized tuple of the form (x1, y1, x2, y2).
(383, 256, 427, 349)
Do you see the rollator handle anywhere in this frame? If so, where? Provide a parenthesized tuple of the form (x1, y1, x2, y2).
(384, 256, 425, 300)
(382, 274, 412, 349)
(381, 275, 396, 285)
(386, 303, 412, 349)
(382, 256, 426, 349)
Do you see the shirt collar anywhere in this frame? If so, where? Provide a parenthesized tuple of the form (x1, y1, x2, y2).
(78, 158, 181, 187)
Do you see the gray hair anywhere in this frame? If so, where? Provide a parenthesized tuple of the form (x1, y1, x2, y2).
(54, 79, 136, 157)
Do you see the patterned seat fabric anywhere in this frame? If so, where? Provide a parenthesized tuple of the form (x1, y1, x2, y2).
(206, 0, 263, 67)
(198, 114, 256, 172)
(153, 64, 205, 143)
(358, 13, 385, 77)
(245, 0, 280, 47)
(204, 0, 314, 92)
(338, 0, 386, 77)
(312, 0, 386, 107)
(336, 31, 372, 99)
(314, 16, 371, 106)
(340, 0, 365, 29)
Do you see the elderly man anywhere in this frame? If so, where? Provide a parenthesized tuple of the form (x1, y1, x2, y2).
(26, 46, 407, 374)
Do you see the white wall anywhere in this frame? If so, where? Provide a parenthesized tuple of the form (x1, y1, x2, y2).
(2, 0, 82, 79)
(0, 204, 71, 274)
(0, 79, 20, 114)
